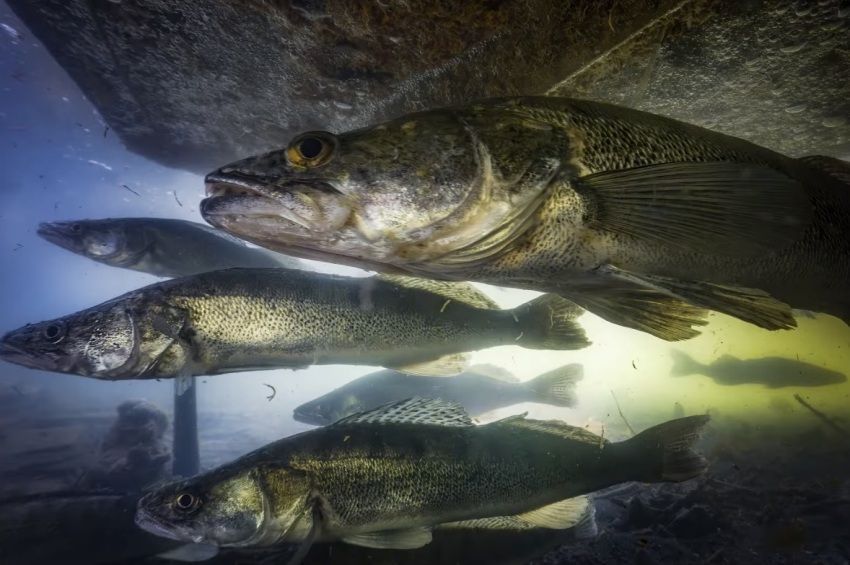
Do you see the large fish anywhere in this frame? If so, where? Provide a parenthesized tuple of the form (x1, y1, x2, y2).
(293, 364, 583, 426)
(38, 217, 299, 278)
(670, 350, 847, 388)
(135, 398, 708, 557)
(0, 269, 587, 380)
(201, 97, 850, 340)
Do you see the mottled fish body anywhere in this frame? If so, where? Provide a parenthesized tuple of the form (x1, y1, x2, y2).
(136, 398, 708, 554)
(202, 97, 850, 340)
(293, 364, 583, 425)
(0, 269, 587, 380)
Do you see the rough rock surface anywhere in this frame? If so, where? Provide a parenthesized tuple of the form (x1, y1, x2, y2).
(549, 0, 850, 161)
(13, 0, 847, 175)
(7, 0, 683, 173)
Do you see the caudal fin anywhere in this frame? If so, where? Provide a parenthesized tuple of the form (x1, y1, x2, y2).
(526, 364, 583, 407)
(512, 295, 590, 350)
(669, 350, 702, 377)
(623, 415, 710, 482)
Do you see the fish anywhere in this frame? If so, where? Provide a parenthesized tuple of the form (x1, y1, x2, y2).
(135, 397, 708, 557)
(670, 350, 847, 388)
(0, 269, 588, 380)
(293, 363, 583, 426)
(37, 217, 300, 278)
(201, 96, 850, 341)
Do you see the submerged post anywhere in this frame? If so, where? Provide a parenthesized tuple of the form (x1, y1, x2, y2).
(172, 377, 200, 477)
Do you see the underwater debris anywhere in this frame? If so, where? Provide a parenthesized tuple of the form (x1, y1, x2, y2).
(793, 394, 850, 439)
(610, 389, 635, 437)
(119, 183, 139, 197)
(172, 190, 182, 207)
(263, 383, 276, 402)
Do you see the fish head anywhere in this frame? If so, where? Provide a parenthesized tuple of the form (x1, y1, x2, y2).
(202, 101, 568, 274)
(293, 392, 365, 426)
(0, 301, 137, 377)
(37, 219, 143, 264)
(136, 468, 270, 547)
(0, 297, 188, 379)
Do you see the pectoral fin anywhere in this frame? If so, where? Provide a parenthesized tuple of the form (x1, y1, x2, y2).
(342, 526, 432, 549)
(597, 265, 796, 331)
(155, 543, 219, 562)
(580, 162, 811, 257)
(559, 276, 708, 341)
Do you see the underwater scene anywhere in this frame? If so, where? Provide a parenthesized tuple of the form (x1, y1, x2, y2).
(1, 1, 848, 564)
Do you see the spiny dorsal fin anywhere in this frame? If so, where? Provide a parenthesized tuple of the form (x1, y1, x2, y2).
(494, 416, 608, 445)
(375, 274, 499, 309)
(333, 397, 473, 427)
(467, 363, 520, 382)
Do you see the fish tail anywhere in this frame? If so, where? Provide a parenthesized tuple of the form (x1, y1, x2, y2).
(619, 415, 710, 482)
(511, 295, 590, 350)
(525, 364, 583, 407)
(669, 350, 702, 377)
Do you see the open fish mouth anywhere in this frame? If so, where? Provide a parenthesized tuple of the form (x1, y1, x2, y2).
(202, 172, 347, 233)
(135, 507, 187, 542)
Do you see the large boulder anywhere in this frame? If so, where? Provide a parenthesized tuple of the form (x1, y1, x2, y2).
(8, 0, 849, 174)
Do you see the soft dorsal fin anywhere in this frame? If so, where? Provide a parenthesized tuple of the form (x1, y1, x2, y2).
(333, 397, 474, 427)
(387, 352, 469, 377)
(375, 274, 499, 309)
(494, 415, 608, 445)
(467, 363, 520, 382)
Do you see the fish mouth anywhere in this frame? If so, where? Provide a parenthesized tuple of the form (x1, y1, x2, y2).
(135, 506, 187, 542)
(0, 335, 50, 372)
(203, 171, 354, 245)
(36, 222, 80, 252)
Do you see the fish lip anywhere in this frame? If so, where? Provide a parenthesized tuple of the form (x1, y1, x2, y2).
(0, 336, 41, 370)
(135, 505, 186, 542)
(36, 221, 77, 250)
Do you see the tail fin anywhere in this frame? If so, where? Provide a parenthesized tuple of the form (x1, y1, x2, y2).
(525, 364, 583, 407)
(623, 415, 710, 482)
(669, 350, 702, 377)
(512, 295, 590, 350)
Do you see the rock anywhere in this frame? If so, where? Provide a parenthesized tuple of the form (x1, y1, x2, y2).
(7, 0, 685, 173)
(9, 0, 846, 175)
(83, 400, 170, 490)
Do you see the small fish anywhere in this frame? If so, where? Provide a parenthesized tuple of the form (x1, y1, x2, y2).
(135, 398, 708, 556)
(37, 217, 299, 278)
(0, 269, 588, 380)
(202, 97, 850, 340)
(670, 350, 847, 388)
(293, 363, 583, 426)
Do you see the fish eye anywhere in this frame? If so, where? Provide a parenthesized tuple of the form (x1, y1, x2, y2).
(174, 492, 200, 512)
(71, 224, 82, 233)
(42, 323, 65, 343)
(287, 132, 335, 168)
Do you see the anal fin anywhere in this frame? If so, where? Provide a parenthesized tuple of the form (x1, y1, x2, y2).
(599, 265, 796, 331)
(342, 526, 432, 549)
(517, 495, 595, 531)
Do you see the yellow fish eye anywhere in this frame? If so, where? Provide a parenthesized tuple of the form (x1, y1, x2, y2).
(286, 132, 336, 168)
